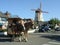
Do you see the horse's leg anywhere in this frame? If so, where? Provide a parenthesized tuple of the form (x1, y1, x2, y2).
(18, 32, 25, 42)
(11, 26, 15, 41)
(20, 32, 24, 40)
(24, 30, 28, 42)
(18, 32, 22, 42)
(11, 34, 15, 41)
(19, 36, 21, 42)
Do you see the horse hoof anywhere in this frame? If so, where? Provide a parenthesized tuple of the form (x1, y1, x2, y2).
(19, 39, 22, 42)
(23, 39, 28, 42)
(25, 40, 28, 42)
(19, 40, 21, 42)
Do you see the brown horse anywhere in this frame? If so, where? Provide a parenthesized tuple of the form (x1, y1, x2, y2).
(8, 19, 34, 42)
(18, 19, 34, 42)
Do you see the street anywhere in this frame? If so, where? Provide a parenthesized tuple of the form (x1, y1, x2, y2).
(0, 32, 60, 45)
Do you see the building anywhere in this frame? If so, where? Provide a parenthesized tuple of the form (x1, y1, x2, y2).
(0, 11, 10, 29)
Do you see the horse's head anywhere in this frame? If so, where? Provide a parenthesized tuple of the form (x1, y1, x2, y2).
(29, 20, 34, 29)
(24, 19, 34, 30)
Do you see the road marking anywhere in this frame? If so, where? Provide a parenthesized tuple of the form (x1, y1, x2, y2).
(42, 42, 60, 45)
(42, 44, 51, 45)
(48, 42, 60, 45)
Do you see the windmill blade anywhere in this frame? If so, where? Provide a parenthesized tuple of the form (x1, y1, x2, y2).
(42, 11, 48, 13)
(40, 2, 42, 10)
(31, 9, 37, 11)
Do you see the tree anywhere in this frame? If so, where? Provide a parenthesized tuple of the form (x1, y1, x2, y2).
(48, 18, 60, 29)
(49, 18, 60, 25)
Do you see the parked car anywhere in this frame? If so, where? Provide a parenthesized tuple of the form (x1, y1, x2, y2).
(55, 27, 60, 31)
(38, 24, 51, 32)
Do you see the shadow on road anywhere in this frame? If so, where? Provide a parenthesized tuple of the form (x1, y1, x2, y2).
(41, 35, 60, 41)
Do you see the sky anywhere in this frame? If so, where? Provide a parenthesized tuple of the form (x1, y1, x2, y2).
(0, 0, 60, 21)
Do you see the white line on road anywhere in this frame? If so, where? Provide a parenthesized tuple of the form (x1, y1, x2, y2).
(42, 44, 51, 45)
(48, 42, 60, 45)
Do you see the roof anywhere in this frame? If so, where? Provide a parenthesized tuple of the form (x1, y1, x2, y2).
(0, 12, 21, 19)
(0, 12, 8, 18)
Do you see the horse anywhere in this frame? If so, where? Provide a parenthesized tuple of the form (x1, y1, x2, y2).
(8, 19, 34, 42)
(7, 19, 24, 41)
(16, 19, 34, 42)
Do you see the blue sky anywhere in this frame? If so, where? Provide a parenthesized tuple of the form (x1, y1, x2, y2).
(0, 0, 60, 21)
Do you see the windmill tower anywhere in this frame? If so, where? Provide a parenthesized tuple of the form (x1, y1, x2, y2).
(32, 2, 48, 25)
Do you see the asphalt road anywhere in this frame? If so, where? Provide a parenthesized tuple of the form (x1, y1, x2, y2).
(0, 32, 60, 45)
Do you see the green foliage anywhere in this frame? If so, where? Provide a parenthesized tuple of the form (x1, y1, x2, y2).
(48, 18, 60, 29)
(49, 18, 60, 25)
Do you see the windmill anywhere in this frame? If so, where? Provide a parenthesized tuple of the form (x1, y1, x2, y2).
(31, 2, 48, 25)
